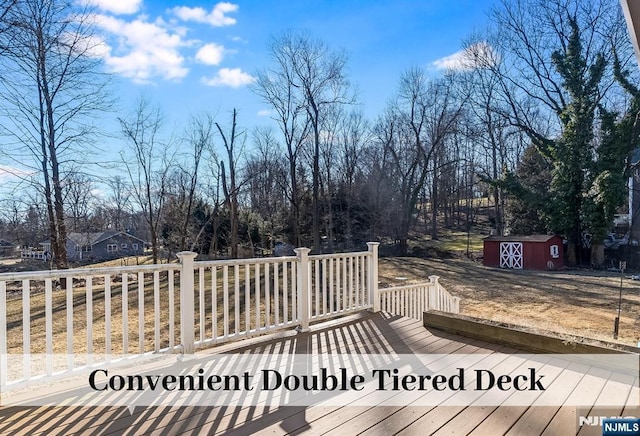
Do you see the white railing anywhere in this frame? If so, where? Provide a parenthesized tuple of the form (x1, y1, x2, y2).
(308, 250, 373, 321)
(20, 250, 48, 261)
(0, 241, 460, 391)
(379, 275, 460, 320)
(0, 243, 380, 390)
(0, 263, 182, 391)
(186, 254, 299, 350)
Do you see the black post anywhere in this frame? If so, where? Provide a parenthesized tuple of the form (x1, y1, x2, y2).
(613, 261, 625, 339)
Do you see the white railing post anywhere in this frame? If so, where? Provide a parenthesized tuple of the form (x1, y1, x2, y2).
(177, 251, 197, 354)
(428, 275, 439, 311)
(453, 296, 461, 314)
(295, 247, 311, 332)
(367, 242, 380, 312)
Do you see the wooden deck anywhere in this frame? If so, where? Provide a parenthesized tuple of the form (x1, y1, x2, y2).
(0, 312, 637, 435)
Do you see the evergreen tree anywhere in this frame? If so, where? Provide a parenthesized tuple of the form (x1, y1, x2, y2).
(542, 17, 606, 264)
(504, 145, 552, 235)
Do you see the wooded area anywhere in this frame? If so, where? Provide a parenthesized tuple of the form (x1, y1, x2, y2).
(1, 0, 639, 268)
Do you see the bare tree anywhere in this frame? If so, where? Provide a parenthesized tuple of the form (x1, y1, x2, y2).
(174, 112, 213, 251)
(216, 109, 244, 258)
(119, 97, 172, 263)
(245, 127, 288, 249)
(375, 69, 465, 254)
(254, 30, 353, 252)
(64, 171, 95, 232)
(0, 0, 111, 269)
(107, 176, 131, 231)
(334, 110, 370, 247)
(252, 35, 311, 246)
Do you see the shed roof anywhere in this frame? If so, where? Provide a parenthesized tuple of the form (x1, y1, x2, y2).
(483, 234, 560, 243)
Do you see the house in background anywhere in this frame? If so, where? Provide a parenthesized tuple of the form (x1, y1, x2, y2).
(40, 231, 147, 262)
(0, 239, 15, 257)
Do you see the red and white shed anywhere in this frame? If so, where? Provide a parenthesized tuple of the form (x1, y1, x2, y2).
(483, 235, 564, 270)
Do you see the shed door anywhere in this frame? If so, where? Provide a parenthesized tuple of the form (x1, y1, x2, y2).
(499, 242, 523, 269)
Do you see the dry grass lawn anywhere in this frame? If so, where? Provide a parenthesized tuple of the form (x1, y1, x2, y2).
(3, 265, 294, 355)
(4, 254, 639, 358)
(379, 256, 640, 346)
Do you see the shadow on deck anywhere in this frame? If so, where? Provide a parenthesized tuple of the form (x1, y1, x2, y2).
(0, 312, 637, 435)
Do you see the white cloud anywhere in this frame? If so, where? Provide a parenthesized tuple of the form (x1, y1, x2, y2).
(171, 2, 239, 27)
(202, 68, 255, 87)
(93, 14, 189, 83)
(64, 31, 111, 58)
(257, 109, 271, 117)
(0, 165, 34, 180)
(195, 43, 225, 66)
(84, 0, 142, 15)
(432, 41, 498, 71)
(230, 35, 247, 43)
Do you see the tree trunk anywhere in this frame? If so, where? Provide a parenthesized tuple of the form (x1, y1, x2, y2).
(431, 159, 439, 240)
(567, 241, 577, 266)
(289, 157, 301, 246)
(591, 244, 605, 268)
(398, 237, 408, 257)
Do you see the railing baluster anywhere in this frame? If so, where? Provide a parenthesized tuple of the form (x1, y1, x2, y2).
(265, 262, 270, 328)
(122, 273, 128, 354)
(245, 265, 250, 332)
(274, 262, 280, 326)
(255, 263, 260, 329)
(314, 259, 320, 317)
(283, 261, 288, 324)
(352, 256, 360, 309)
(154, 271, 161, 351)
(342, 257, 347, 310)
(329, 258, 334, 314)
(362, 255, 367, 306)
(322, 258, 327, 315)
(86, 276, 93, 362)
(393, 289, 397, 314)
(223, 265, 229, 337)
(336, 258, 342, 311)
(349, 257, 354, 310)
(212, 266, 217, 339)
(199, 267, 205, 342)
(22, 279, 30, 381)
(105, 275, 112, 360)
(138, 272, 144, 353)
(66, 277, 73, 369)
(291, 261, 296, 322)
(234, 264, 240, 334)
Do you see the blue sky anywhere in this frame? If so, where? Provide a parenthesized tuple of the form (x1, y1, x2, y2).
(95, 0, 495, 128)
(0, 0, 497, 192)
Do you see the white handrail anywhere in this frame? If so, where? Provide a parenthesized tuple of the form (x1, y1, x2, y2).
(378, 276, 460, 319)
(0, 243, 460, 392)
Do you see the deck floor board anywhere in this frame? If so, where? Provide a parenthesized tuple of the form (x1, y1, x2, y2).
(1, 312, 637, 435)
